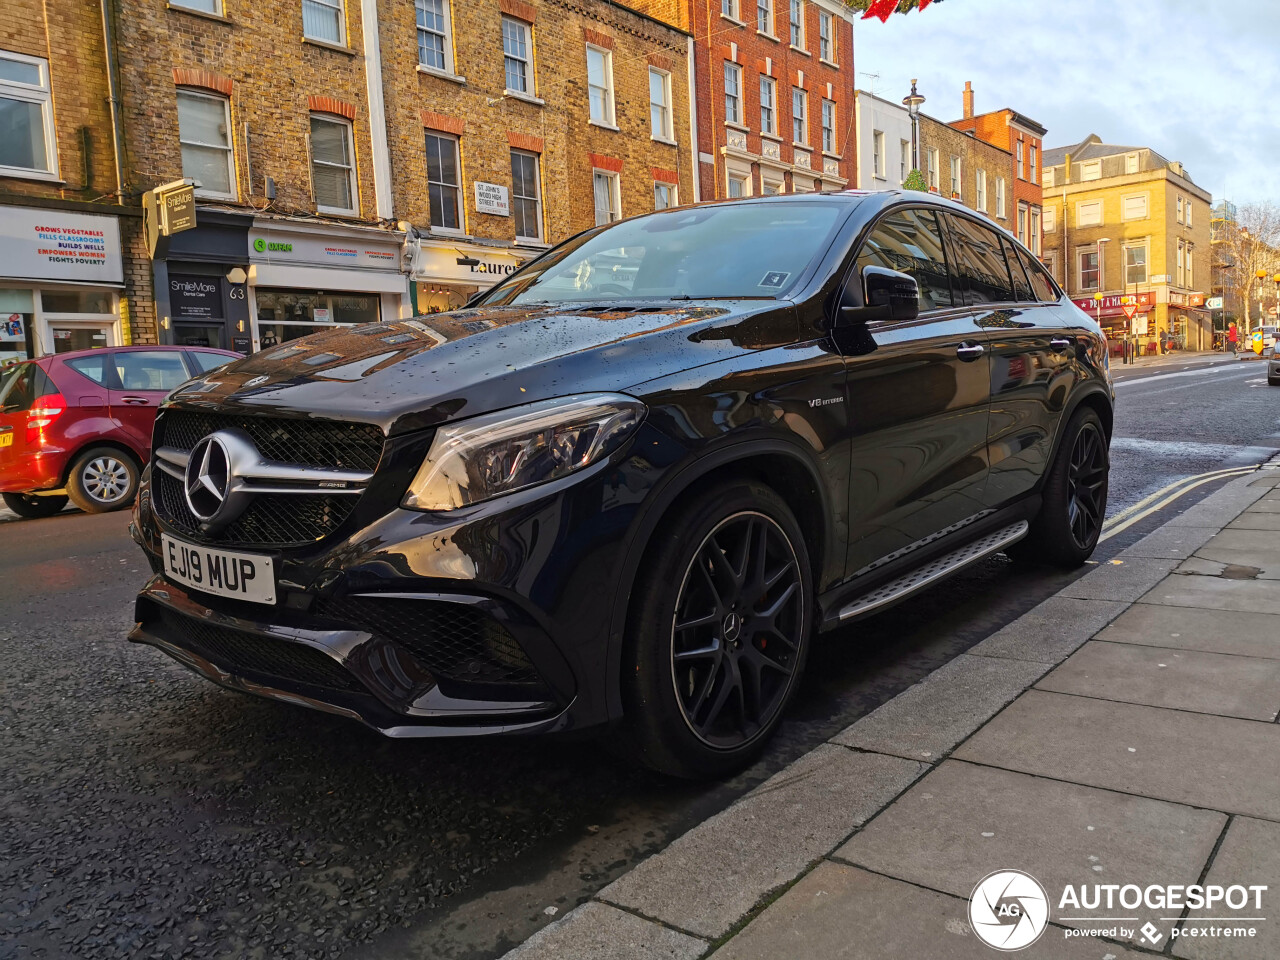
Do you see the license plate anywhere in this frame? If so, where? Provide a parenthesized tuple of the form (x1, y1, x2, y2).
(0, 433, 11, 447)
(161, 534, 276, 604)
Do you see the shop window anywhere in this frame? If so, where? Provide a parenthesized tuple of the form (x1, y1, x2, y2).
(41, 290, 114, 313)
(821, 100, 835, 155)
(654, 181, 677, 210)
(791, 87, 806, 145)
(416, 0, 453, 72)
(789, 0, 803, 48)
(650, 67, 673, 141)
(0, 289, 34, 365)
(502, 16, 532, 95)
(593, 170, 621, 225)
(40, 287, 117, 355)
(255, 289, 380, 348)
(302, 0, 345, 44)
(0, 50, 56, 178)
(510, 149, 542, 241)
(759, 76, 776, 136)
(586, 46, 615, 126)
(177, 90, 235, 199)
(51, 327, 109, 353)
(310, 115, 357, 215)
(415, 281, 478, 314)
(724, 62, 742, 125)
(426, 132, 461, 232)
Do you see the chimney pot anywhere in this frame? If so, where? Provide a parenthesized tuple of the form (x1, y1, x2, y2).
(963, 81, 974, 120)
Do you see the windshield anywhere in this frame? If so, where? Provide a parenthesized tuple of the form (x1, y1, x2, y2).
(475, 200, 851, 306)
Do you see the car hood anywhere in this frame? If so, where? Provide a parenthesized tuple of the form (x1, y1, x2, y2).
(164, 300, 797, 435)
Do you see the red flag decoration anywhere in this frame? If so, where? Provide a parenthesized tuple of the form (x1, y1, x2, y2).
(861, 0, 898, 22)
(918, 0, 933, 8)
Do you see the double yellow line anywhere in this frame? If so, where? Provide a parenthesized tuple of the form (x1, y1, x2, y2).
(1099, 465, 1261, 542)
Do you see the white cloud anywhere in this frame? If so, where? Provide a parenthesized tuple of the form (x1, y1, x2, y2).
(852, 0, 1280, 203)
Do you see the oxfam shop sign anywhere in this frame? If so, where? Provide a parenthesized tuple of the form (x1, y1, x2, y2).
(253, 238, 293, 253)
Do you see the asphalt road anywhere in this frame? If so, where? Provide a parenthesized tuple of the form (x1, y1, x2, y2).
(2, 353, 1277, 960)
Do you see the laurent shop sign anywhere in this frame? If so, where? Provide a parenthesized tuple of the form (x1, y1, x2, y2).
(411, 239, 529, 282)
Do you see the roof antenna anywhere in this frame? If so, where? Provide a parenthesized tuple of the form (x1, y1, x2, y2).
(859, 71, 880, 96)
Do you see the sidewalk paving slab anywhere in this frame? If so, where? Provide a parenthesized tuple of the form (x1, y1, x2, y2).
(711, 861, 1152, 960)
(964, 596, 1127, 664)
(1189, 528, 1280, 577)
(835, 760, 1225, 945)
(1138, 574, 1280, 615)
(829, 654, 1049, 761)
(598, 745, 925, 940)
(954, 690, 1280, 821)
(1166, 481, 1272, 528)
(1095, 604, 1280, 660)
(1227, 512, 1280, 531)
(1117, 524, 1220, 561)
(1055, 557, 1179, 603)
(1034, 640, 1280, 721)
(1175, 816, 1280, 960)
(503, 901, 706, 960)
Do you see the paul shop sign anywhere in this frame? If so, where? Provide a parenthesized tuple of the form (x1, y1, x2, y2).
(0, 206, 122, 284)
(1071, 292, 1154, 317)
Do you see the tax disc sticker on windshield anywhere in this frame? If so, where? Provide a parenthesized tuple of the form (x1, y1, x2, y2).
(759, 271, 790, 288)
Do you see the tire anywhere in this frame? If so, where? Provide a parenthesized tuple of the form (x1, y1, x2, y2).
(1010, 407, 1109, 568)
(65, 447, 140, 514)
(1269, 378, 1280, 386)
(2, 491, 69, 519)
(622, 481, 813, 778)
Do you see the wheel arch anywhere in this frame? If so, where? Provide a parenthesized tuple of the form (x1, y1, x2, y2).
(60, 439, 144, 488)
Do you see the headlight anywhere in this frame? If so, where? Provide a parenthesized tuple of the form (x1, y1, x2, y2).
(403, 394, 646, 511)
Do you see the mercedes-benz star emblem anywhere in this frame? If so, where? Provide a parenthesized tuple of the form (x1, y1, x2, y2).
(184, 435, 231, 522)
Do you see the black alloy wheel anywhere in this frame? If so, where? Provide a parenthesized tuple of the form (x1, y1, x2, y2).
(1066, 421, 1107, 549)
(623, 481, 812, 778)
(671, 511, 805, 749)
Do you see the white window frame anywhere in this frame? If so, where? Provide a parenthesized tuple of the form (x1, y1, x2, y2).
(789, 0, 804, 48)
(1042, 204, 1056, 233)
(821, 99, 835, 155)
(1124, 240, 1148, 286)
(647, 66, 674, 142)
(178, 89, 236, 201)
(1030, 207, 1041, 255)
(1122, 193, 1148, 221)
(1080, 159, 1101, 181)
(425, 130, 462, 234)
(1124, 152, 1139, 174)
(975, 169, 986, 212)
(586, 44, 616, 127)
(721, 0, 741, 19)
(510, 147, 542, 241)
(1043, 166, 1055, 188)
(654, 180, 677, 210)
(1075, 199, 1102, 227)
(1077, 247, 1100, 291)
(791, 86, 807, 146)
(1186, 200, 1194, 227)
(1186, 244, 1194, 287)
(309, 113, 357, 215)
(1029, 144, 1037, 185)
(593, 169, 621, 225)
(757, 0, 774, 34)
(818, 11, 835, 62)
(1177, 239, 1185, 287)
(995, 176, 1007, 218)
(726, 157, 752, 198)
(1176, 195, 1184, 223)
(899, 140, 909, 184)
(415, 0, 454, 74)
(761, 174, 783, 195)
(724, 62, 742, 125)
(1017, 201, 1028, 243)
(0, 50, 58, 181)
(1016, 140, 1024, 180)
(759, 75, 776, 136)
(502, 15, 533, 96)
(302, 0, 346, 45)
(170, 0, 223, 15)
(927, 148, 939, 190)
(872, 129, 885, 179)
(949, 155, 961, 197)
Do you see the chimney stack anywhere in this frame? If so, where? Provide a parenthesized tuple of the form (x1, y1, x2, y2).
(963, 81, 974, 120)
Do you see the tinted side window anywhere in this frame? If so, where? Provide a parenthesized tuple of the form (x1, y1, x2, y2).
(190, 351, 233, 373)
(1018, 247, 1058, 302)
(1000, 237, 1034, 301)
(66, 354, 110, 386)
(114, 351, 192, 392)
(854, 207, 952, 312)
(0, 363, 53, 412)
(947, 215, 1015, 304)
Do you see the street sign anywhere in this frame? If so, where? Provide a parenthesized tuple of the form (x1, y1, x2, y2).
(473, 181, 510, 216)
(1206, 296, 1224, 310)
(1122, 304, 1139, 320)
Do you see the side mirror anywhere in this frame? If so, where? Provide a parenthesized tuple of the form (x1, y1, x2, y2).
(840, 266, 920, 325)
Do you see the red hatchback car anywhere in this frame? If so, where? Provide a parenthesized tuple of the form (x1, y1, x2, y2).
(0, 345, 239, 518)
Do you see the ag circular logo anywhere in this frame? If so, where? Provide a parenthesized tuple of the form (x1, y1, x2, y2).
(253, 237, 266, 252)
(968, 869, 1050, 951)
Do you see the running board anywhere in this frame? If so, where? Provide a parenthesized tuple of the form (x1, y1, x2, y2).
(837, 520, 1030, 621)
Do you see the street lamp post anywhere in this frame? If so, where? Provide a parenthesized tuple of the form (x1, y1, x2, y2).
(903, 80, 925, 175)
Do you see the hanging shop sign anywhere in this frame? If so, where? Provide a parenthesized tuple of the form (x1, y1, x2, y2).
(0, 206, 123, 284)
(1168, 291, 1206, 308)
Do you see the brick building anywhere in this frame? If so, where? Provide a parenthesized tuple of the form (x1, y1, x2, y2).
(949, 81, 1046, 258)
(0, 0, 153, 360)
(630, 0, 855, 198)
(385, 0, 694, 310)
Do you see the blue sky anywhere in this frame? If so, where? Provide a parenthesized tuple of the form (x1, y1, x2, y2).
(851, 0, 1277, 204)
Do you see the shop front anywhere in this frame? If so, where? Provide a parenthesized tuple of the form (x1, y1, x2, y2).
(1166, 291, 1211, 351)
(247, 219, 409, 349)
(407, 236, 535, 315)
(1071, 292, 1155, 354)
(153, 208, 252, 353)
(0, 204, 125, 363)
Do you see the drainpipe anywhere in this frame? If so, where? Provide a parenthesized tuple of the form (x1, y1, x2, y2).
(360, 0, 394, 219)
(687, 34, 700, 202)
(98, 0, 125, 204)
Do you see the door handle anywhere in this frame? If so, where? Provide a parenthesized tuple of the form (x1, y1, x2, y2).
(1049, 338, 1074, 351)
(121, 396, 151, 405)
(956, 342, 985, 361)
